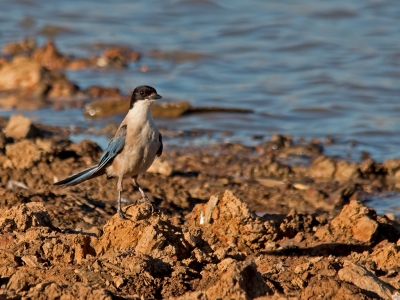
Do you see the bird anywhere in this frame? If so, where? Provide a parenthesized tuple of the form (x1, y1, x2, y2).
(54, 85, 163, 219)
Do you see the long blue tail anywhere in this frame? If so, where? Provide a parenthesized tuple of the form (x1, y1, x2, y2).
(53, 165, 105, 187)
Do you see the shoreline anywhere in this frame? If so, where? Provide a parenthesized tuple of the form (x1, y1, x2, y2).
(0, 116, 400, 298)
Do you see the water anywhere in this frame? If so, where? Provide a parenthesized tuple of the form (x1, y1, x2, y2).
(366, 192, 400, 217)
(2, 0, 400, 213)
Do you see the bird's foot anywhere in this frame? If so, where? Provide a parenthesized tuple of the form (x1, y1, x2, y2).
(134, 197, 156, 213)
(117, 209, 127, 219)
(134, 196, 151, 204)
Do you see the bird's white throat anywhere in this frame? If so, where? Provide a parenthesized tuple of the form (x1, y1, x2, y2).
(128, 100, 154, 121)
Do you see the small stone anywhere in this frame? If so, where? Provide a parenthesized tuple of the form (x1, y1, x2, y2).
(5, 140, 43, 169)
(147, 158, 173, 176)
(32, 41, 69, 69)
(338, 261, 394, 299)
(294, 262, 310, 274)
(214, 248, 226, 260)
(270, 134, 292, 148)
(7, 271, 28, 292)
(0, 57, 49, 91)
(264, 242, 277, 251)
(315, 200, 379, 245)
(352, 216, 379, 243)
(21, 255, 40, 268)
(334, 160, 360, 181)
(5, 115, 42, 139)
(385, 213, 395, 221)
(113, 276, 124, 289)
(309, 155, 336, 180)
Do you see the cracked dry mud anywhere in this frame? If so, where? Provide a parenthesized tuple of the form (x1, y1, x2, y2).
(1, 120, 400, 299)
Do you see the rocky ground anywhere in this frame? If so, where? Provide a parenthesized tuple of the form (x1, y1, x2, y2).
(0, 115, 400, 299)
(1, 39, 400, 299)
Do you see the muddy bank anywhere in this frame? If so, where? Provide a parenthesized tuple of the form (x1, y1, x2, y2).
(0, 115, 397, 225)
(1, 117, 400, 298)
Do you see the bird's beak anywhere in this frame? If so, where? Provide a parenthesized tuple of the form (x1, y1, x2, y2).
(149, 93, 162, 100)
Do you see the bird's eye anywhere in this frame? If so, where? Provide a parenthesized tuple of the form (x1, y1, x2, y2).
(140, 91, 144, 95)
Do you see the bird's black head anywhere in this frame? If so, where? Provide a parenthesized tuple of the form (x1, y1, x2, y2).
(130, 85, 162, 109)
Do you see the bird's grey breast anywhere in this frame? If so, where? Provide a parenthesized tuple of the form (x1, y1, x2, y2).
(120, 115, 159, 175)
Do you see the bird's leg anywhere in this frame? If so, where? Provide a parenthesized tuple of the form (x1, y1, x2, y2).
(117, 178, 126, 219)
(132, 177, 149, 202)
(138, 186, 148, 200)
(132, 177, 154, 212)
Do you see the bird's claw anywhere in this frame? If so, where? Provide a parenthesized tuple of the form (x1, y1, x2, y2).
(135, 196, 151, 204)
(135, 197, 156, 213)
(117, 209, 127, 219)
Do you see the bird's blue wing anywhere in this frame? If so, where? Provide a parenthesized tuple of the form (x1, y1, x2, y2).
(97, 125, 127, 170)
(53, 125, 127, 187)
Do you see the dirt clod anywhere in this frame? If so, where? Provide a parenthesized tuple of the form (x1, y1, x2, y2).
(5, 114, 42, 140)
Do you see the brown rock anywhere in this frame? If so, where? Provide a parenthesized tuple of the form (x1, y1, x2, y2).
(0, 202, 52, 232)
(85, 86, 120, 98)
(315, 200, 378, 245)
(187, 190, 271, 252)
(95, 203, 190, 260)
(26, 282, 113, 300)
(270, 134, 293, 148)
(6, 270, 30, 292)
(352, 215, 378, 243)
(334, 160, 360, 181)
(84, 98, 251, 119)
(97, 46, 140, 67)
(369, 240, 400, 272)
(383, 158, 400, 176)
(68, 139, 102, 161)
(4, 140, 43, 169)
(4, 114, 42, 139)
(147, 157, 173, 176)
(300, 276, 369, 300)
(32, 41, 69, 69)
(21, 255, 41, 267)
(309, 155, 336, 180)
(201, 258, 271, 299)
(359, 157, 376, 175)
(383, 159, 400, 183)
(0, 249, 19, 278)
(200, 195, 219, 225)
(84, 98, 191, 118)
(252, 158, 292, 179)
(151, 101, 191, 117)
(113, 276, 124, 288)
(300, 276, 340, 299)
(47, 78, 79, 98)
(338, 261, 395, 300)
(84, 97, 128, 118)
(3, 39, 36, 56)
(0, 56, 51, 91)
(67, 58, 94, 70)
